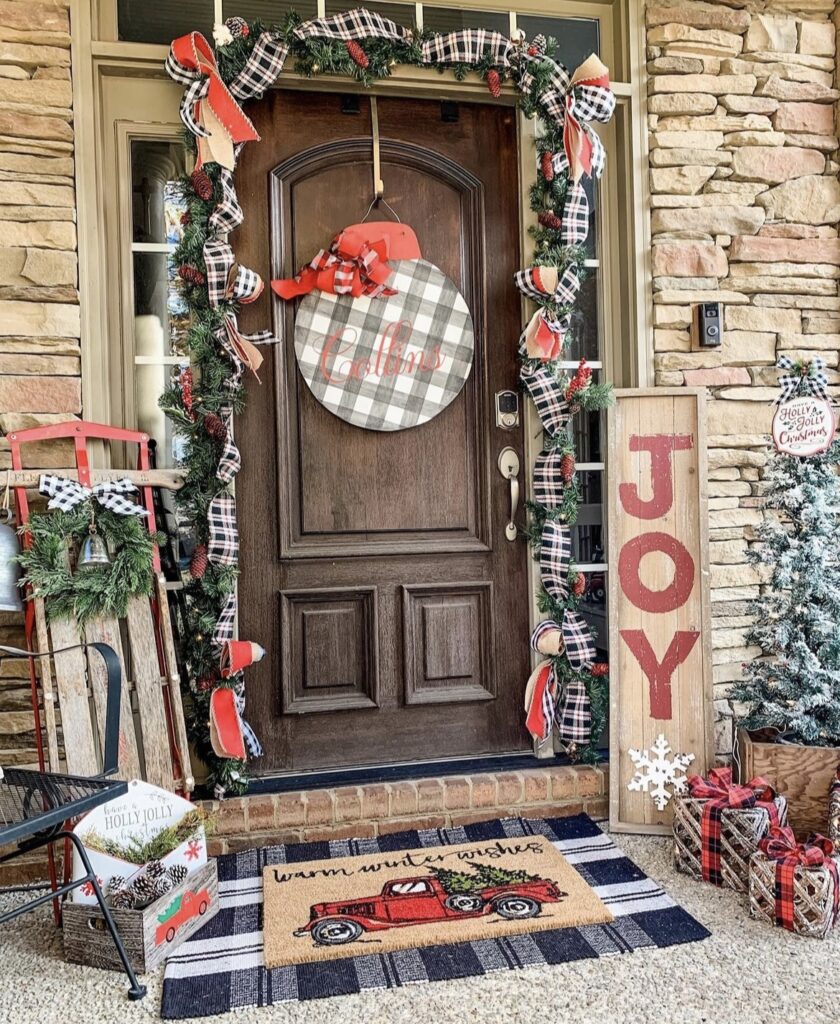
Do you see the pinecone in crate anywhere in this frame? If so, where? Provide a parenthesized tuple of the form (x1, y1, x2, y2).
(153, 873, 175, 901)
(167, 864, 188, 887)
(127, 874, 159, 909)
(110, 887, 136, 910)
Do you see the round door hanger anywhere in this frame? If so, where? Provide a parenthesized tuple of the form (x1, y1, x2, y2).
(772, 395, 836, 456)
(291, 245, 474, 432)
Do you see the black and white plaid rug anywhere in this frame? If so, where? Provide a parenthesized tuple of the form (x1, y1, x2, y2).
(161, 814, 709, 1019)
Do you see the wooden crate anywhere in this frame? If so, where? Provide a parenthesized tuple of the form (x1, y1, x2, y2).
(64, 860, 218, 974)
(738, 729, 840, 837)
(749, 851, 840, 939)
(673, 793, 788, 892)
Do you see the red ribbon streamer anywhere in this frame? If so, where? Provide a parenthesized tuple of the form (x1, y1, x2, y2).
(758, 826, 839, 932)
(272, 229, 396, 300)
(687, 767, 780, 886)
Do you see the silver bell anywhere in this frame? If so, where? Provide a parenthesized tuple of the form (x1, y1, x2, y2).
(0, 512, 22, 612)
(78, 529, 111, 568)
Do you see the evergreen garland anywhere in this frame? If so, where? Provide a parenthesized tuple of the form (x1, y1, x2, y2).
(15, 505, 162, 625)
(163, 12, 612, 789)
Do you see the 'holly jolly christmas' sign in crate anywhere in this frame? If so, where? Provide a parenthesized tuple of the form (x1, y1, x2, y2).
(607, 389, 714, 834)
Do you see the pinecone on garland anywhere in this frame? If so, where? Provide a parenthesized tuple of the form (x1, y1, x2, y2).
(168, 864, 188, 887)
(196, 675, 215, 693)
(538, 210, 563, 231)
(486, 69, 502, 98)
(590, 662, 609, 677)
(204, 411, 227, 442)
(346, 40, 369, 69)
(225, 16, 249, 38)
(540, 151, 555, 182)
(190, 167, 214, 201)
(560, 452, 575, 483)
(190, 543, 208, 580)
(180, 210, 191, 226)
(528, 34, 547, 57)
(178, 264, 206, 287)
(572, 573, 586, 598)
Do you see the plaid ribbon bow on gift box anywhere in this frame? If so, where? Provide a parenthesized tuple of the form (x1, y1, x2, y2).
(759, 826, 839, 932)
(687, 767, 780, 886)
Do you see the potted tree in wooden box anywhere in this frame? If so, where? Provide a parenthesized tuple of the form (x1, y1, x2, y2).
(731, 362, 840, 836)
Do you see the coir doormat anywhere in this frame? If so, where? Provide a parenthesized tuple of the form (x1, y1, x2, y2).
(262, 833, 612, 966)
(161, 815, 710, 1019)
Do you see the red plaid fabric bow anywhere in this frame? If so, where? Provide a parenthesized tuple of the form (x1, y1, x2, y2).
(758, 826, 839, 932)
(272, 229, 397, 300)
(166, 32, 260, 169)
(687, 767, 780, 886)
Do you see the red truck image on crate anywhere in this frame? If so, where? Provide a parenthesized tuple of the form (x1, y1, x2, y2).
(154, 887, 211, 946)
(294, 872, 566, 946)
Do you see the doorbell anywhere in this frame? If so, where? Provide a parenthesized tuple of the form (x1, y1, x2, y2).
(692, 301, 723, 349)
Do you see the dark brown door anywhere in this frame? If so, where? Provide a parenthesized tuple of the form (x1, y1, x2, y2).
(234, 90, 530, 774)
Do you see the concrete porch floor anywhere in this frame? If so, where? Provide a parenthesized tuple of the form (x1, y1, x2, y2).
(0, 831, 836, 1024)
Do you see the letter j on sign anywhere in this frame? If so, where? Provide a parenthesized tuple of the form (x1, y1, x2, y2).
(608, 390, 713, 834)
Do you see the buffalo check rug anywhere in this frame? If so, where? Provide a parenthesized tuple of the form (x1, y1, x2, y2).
(160, 814, 709, 1019)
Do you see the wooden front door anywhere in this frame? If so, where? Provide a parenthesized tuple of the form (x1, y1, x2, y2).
(235, 90, 530, 775)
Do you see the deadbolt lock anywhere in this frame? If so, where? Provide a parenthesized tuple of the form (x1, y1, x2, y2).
(495, 390, 520, 430)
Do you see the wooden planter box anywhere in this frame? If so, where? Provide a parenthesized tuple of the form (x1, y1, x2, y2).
(64, 860, 218, 974)
(737, 729, 840, 838)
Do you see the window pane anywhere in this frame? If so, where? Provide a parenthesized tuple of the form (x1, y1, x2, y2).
(224, 0, 317, 24)
(422, 7, 509, 35)
(565, 271, 599, 363)
(517, 15, 600, 72)
(118, 0, 214, 44)
(325, 0, 414, 25)
(131, 140, 188, 245)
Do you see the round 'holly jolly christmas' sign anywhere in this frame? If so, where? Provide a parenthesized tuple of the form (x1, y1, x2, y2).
(293, 257, 474, 431)
(772, 395, 836, 456)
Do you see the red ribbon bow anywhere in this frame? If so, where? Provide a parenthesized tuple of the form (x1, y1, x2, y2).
(169, 33, 260, 169)
(758, 826, 838, 932)
(272, 229, 397, 301)
(687, 767, 779, 886)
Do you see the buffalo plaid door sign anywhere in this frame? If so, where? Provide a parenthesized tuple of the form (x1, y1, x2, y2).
(294, 258, 475, 432)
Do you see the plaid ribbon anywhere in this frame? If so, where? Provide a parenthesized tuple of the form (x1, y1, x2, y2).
(212, 591, 237, 646)
(562, 182, 590, 245)
(272, 229, 396, 300)
(776, 355, 831, 404)
(521, 310, 566, 363)
(165, 32, 260, 169)
(208, 164, 243, 234)
(531, 618, 562, 655)
(556, 679, 591, 744)
(758, 826, 839, 932)
(539, 520, 596, 670)
(204, 239, 264, 307)
(520, 363, 570, 436)
(38, 474, 149, 518)
(687, 767, 780, 886)
(514, 264, 581, 309)
(293, 7, 409, 41)
(421, 29, 513, 66)
(227, 32, 288, 101)
(234, 687, 263, 758)
(207, 492, 239, 566)
(216, 406, 241, 484)
(215, 315, 270, 381)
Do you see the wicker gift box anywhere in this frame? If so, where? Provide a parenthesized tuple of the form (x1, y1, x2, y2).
(749, 843, 840, 939)
(64, 859, 218, 973)
(673, 770, 788, 892)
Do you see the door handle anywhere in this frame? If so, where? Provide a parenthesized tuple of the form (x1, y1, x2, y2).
(497, 447, 520, 542)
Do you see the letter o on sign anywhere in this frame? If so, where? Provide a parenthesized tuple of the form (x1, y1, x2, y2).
(618, 532, 695, 614)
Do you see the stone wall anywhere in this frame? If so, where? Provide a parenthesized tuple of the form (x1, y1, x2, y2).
(0, 0, 77, 771)
(645, 0, 840, 755)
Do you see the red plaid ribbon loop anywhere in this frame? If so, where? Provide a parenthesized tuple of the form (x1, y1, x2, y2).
(758, 826, 839, 932)
(688, 767, 780, 886)
(165, 32, 260, 168)
(272, 229, 397, 300)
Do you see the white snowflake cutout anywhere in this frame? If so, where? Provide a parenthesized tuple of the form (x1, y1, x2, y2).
(626, 733, 695, 811)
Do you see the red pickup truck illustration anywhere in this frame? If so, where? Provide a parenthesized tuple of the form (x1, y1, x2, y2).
(155, 887, 211, 946)
(294, 871, 565, 946)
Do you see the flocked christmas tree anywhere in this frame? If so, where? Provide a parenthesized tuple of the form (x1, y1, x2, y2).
(731, 361, 840, 747)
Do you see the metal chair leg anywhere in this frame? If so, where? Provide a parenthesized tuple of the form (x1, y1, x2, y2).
(63, 832, 147, 1001)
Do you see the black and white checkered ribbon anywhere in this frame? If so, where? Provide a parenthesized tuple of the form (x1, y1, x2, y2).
(234, 687, 262, 758)
(207, 492, 239, 566)
(420, 28, 513, 66)
(539, 520, 596, 670)
(520, 364, 570, 437)
(556, 679, 591, 744)
(514, 264, 581, 309)
(293, 7, 409, 41)
(215, 405, 242, 485)
(38, 474, 149, 518)
(777, 355, 830, 404)
(204, 239, 263, 307)
(228, 32, 288, 100)
(561, 182, 589, 246)
(212, 592, 237, 646)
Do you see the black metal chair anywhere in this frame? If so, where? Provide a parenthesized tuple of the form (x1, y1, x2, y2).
(0, 642, 147, 1000)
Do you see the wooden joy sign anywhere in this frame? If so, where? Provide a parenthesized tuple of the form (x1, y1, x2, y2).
(608, 389, 713, 833)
